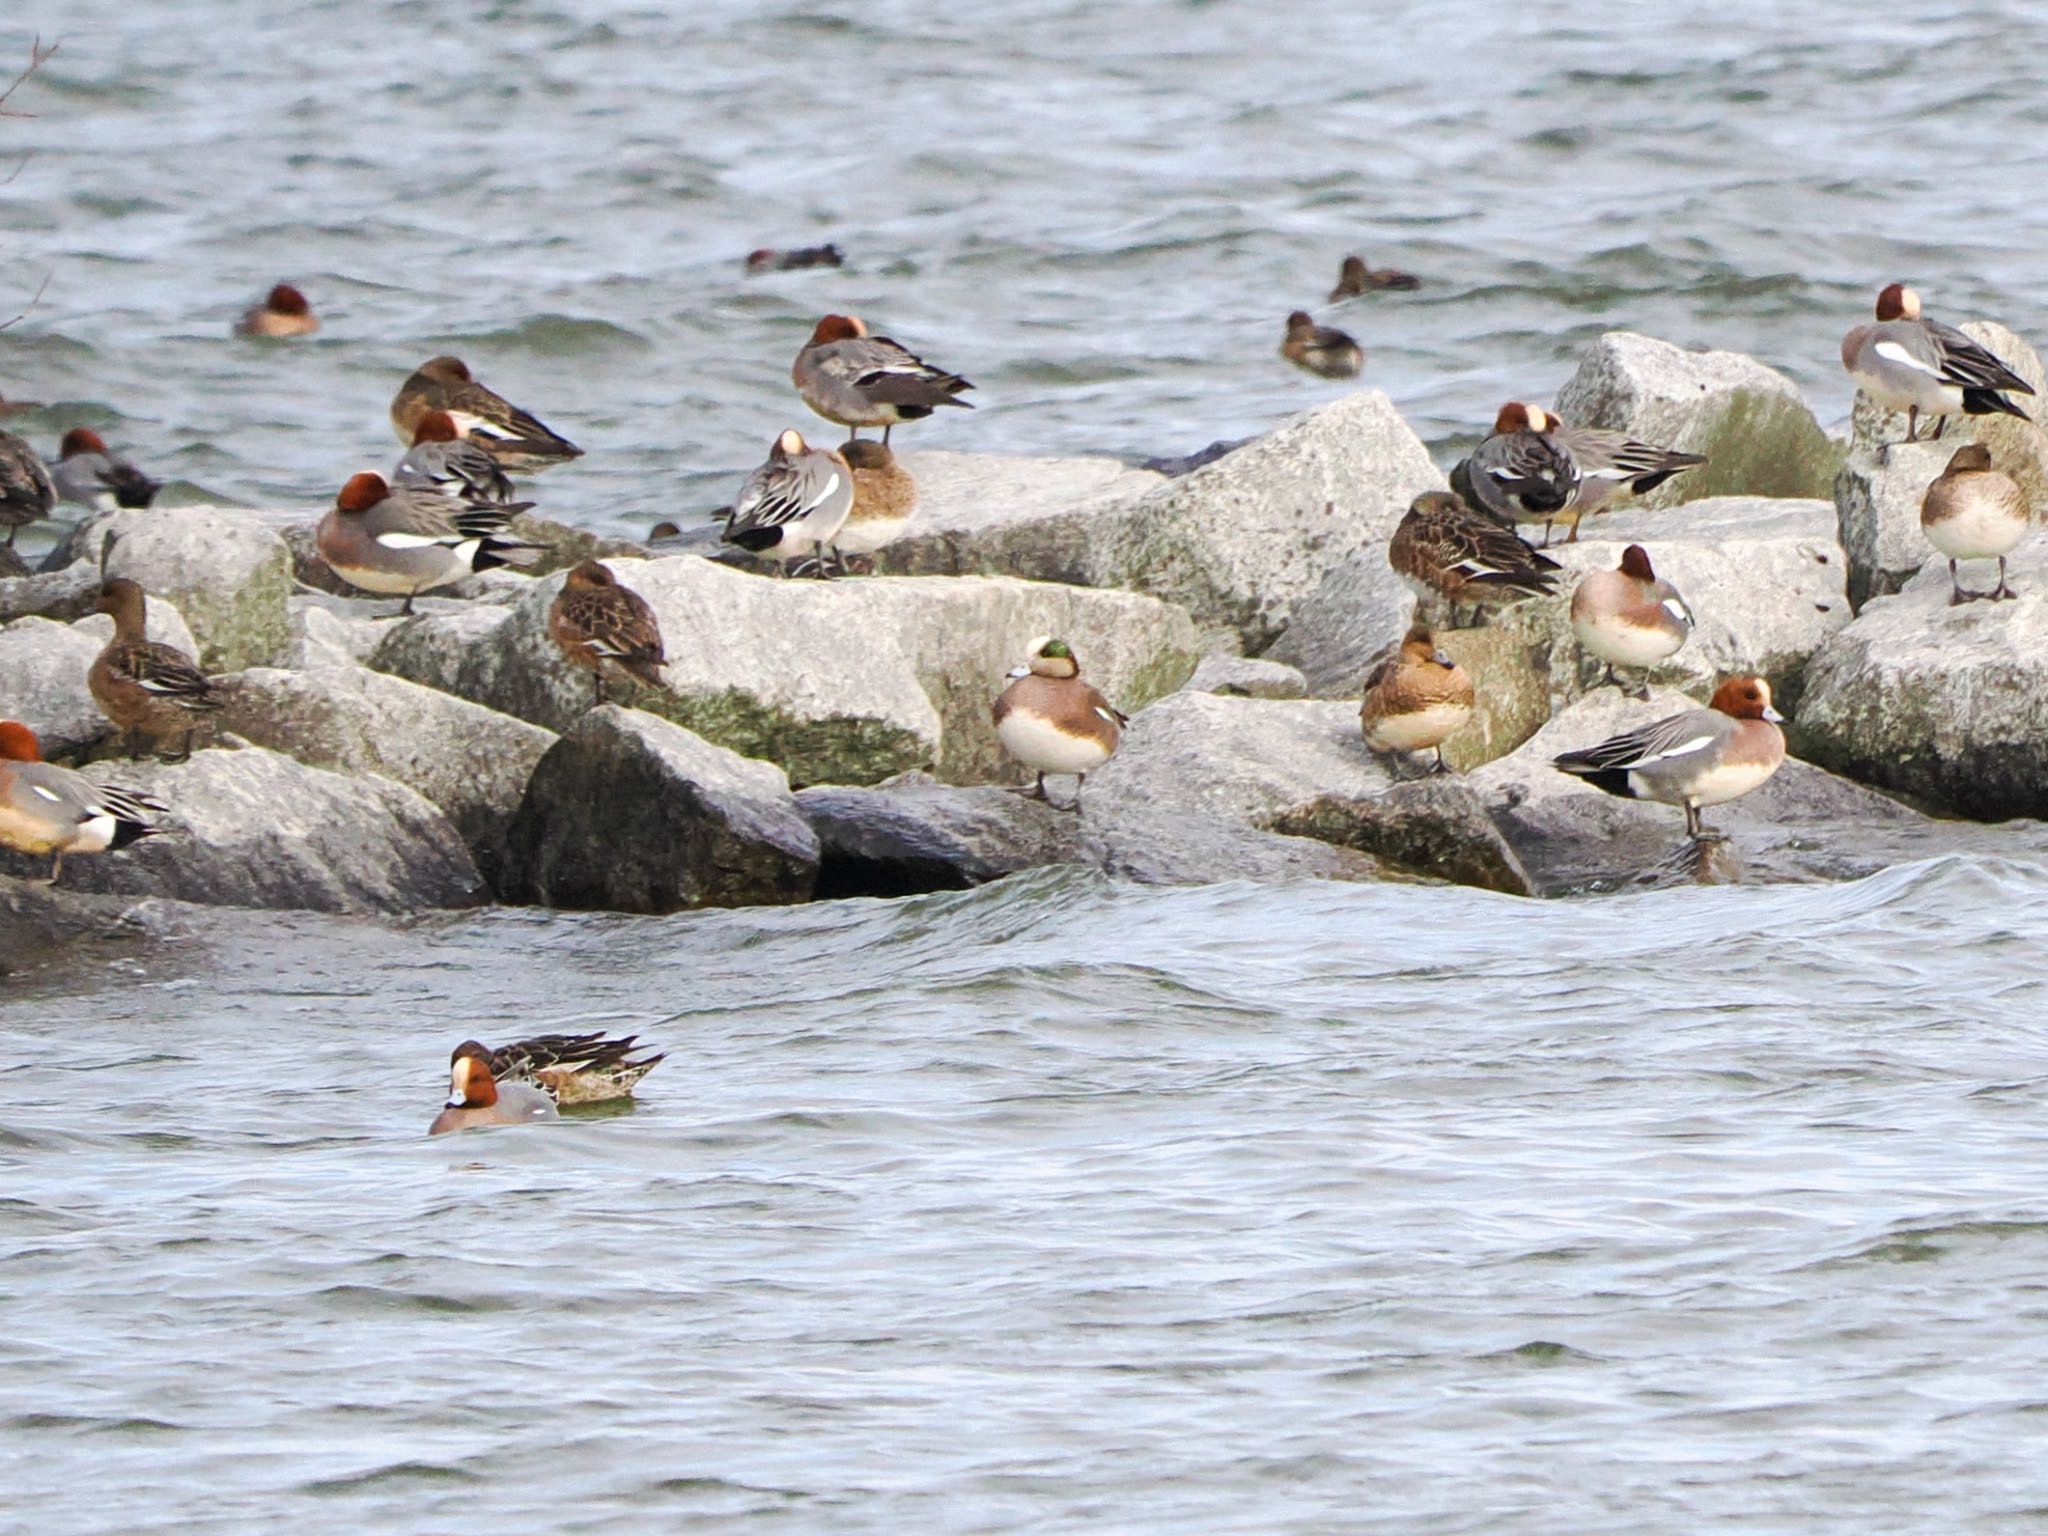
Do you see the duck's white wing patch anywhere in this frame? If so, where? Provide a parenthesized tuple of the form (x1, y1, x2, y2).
(1872, 340, 1942, 378)
(30, 784, 62, 803)
(1662, 597, 1695, 626)
(375, 531, 457, 550)
(1634, 732, 1716, 765)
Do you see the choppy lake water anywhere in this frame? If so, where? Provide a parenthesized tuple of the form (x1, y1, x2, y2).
(7, 4, 2048, 1530)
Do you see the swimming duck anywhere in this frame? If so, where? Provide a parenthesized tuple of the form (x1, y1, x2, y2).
(548, 560, 667, 705)
(1542, 418, 1705, 541)
(721, 429, 854, 574)
(428, 1040, 559, 1135)
(1569, 545, 1694, 699)
(1842, 283, 2033, 448)
(50, 428, 161, 510)
(1552, 675, 1786, 840)
(393, 409, 517, 506)
(1329, 255, 1420, 299)
(0, 719, 165, 882)
(745, 244, 845, 274)
(88, 578, 225, 760)
(316, 471, 540, 615)
(992, 637, 1126, 804)
(235, 283, 319, 339)
(1359, 623, 1473, 775)
(390, 356, 582, 470)
(1450, 402, 1581, 545)
(1280, 311, 1363, 379)
(791, 315, 974, 445)
(1388, 489, 1560, 628)
(476, 1030, 666, 1105)
(833, 438, 918, 558)
(1921, 442, 2028, 603)
(0, 428, 56, 549)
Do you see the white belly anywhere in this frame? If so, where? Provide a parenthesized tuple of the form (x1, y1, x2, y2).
(1924, 500, 2027, 561)
(1646, 753, 1782, 810)
(997, 709, 1114, 775)
(832, 514, 910, 556)
(1364, 700, 1471, 753)
(1573, 612, 1687, 667)
(329, 556, 461, 596)
(1854, 364, 1963, 417)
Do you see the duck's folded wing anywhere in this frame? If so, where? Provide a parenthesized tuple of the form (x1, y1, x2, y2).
(1555, 708, 1720, 774)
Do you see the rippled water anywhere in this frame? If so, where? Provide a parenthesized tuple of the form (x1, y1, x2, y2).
(7, 860, 2048, 1532)
(8, 1, 2048, 543)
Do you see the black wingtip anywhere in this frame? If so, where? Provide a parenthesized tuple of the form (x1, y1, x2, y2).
(724, 525, 783, 553)
(1552, 761, 1636, 799)
(1964, 388, 2032, 422)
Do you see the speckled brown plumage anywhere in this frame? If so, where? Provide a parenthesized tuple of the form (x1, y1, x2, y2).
(1388, 490, 1559, 627)
(548, 560, 667, 706)
(87, 578, 224, 760)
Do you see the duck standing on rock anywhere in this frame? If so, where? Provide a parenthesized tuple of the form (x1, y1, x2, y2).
(548, 560, 668, 706)
(393, 409, 517, 506)
(1359, 624, 1473, 776)
(832, 439, 918, 563)
(1450, 402, 1580, 545)
(1329, 255, 1420, 298)
(51, 429, 161, 510)
(316, 472, 540, 615)
(235, 283, 319, 338)
(1552, 675, 1786, 841)
(993, 637, 1126, 806)
(0, 428, 56, 549)
(88, 578, 226, 760)
(390, 356, 583, 470)
(1570, 545, 1694, 699)
(1921, 443, 2029, 604)
(792, 314, 974, 446)
(1389, 489, 1560, 628)
(721, 429, 854, 575)
(1542, 416, 1705, 542)
(1280, 311, 1363, 379)
(0, 719, 165, 883)
(1841, 283, 2034, 449)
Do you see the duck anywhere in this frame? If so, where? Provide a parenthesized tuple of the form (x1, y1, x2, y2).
(721, 429, 854, 574)
(390, 356, 582, 470)
(1450, 402, 1581, 544)
(1841, 283, 2034, 448)
(791, 314, 974, 446)
(1329, 255, 1420, 299)
(1280, 311, 1363, 379)
(88, 578, 225, 760)
(392, 409, 517, 506)
(1388, 489, 1560, 628)
(992, 637, 1126, 804)
(473, 1030, 666, 1105)
(234, 283, 319, 339)
(1921, 442, 2028, 603)
(745, 243, 845, 274)
(832, 438, 918, 559)
(0, 428, 56, 549)
(315, 472, 540, 615)
(428, 1040, 560, 1135)
(1569, 544, 1695, 699)
(1552, 675, 1786, 840)
(0, 719, 165, 883)
(1359, 623, 1473, 775)
(1541, 417, 1705, 541)
(50, 428, 161, 510)
(548, 560, 667, 705)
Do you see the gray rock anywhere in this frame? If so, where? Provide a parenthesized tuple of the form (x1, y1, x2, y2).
(1553, 331, 1842, 508)
(0, 559, 102, 626)
(1794, 547, 2048, 820)
(1467, 688, 2048, 893)
(0, 879, 209, 978)
(500, 705, 818, 913)
(0, 596, 202, 760)
(1262, 542, 1418, 698)
(0, 543, 26, 581)
(2, 745, 487, 913)
(284, 598, 393, 668)
(372, 558, 1199, 789)
(1833, 442, 1954, 610)
(1849, 319, 2048, 512)
(1182, 654, 1307, 699)
(1139, 437, 1254, 477)
(1267, 777, 1533, 896)
(49, 505, 294, 671)
(796, 771, 1081, 898)
(216, 661, 557, 884)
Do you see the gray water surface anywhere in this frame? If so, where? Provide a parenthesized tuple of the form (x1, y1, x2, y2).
(6, 861, 2048, 1533)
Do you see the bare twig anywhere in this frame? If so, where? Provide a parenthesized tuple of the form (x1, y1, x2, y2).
(0, 36, 56, 117)
(0, 270, 50, 332)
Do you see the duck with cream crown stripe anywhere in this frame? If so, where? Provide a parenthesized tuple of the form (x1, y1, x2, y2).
(1450, 401, 1580, 544)
(1552, 676, 1786, 841)
(721, 428, 854, 573)
(1842, 283, 2033, 451)
(429, 1040, 559, 1135)
(993, 638, 1127, 806)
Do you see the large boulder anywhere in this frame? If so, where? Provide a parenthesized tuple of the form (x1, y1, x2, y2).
(1553, 331, 1841, 508)
(1181, 655, 1307, 699)
(216, 660, 557, 884)
(371, 558, 1200, 788)
(2, 745, 487, 912)
(1261, 542, 1418, 698)
(0, 596, 203, 760)
(0, 558, 101, 626)
(1074, 690, 1526, 890)
(0, 879, 209, 978)
(1794, 547, 2048, 820)
(499, 705, 817, 913)
(796, 771, 1081, 898)
(1467, 688, 2048, 893)
(48, 505, 294, 671)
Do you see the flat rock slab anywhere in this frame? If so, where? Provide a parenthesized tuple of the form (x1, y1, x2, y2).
(372, 558, 1199, 789)
(797, 771, 1082, 899)
(1795, 545, 2048, 821)
(500, 705, 817, 914)
(1, 745, 487, 913)
(1554, 331, 1842, 508)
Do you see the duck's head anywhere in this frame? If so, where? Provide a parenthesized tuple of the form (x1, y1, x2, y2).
(336, 472, 389, 515)
(1020, 635, 1079, 680)
(1944, 443, 1994, 474)
(446, 1041, 498, 1108)
(412, 410, 461, 446)
(1710, 675, 1782, 723)
(1875, 283, 1920, 322)
(0, 720, 42, 763)
(808, 314, 866, 345)
(266, 284, 311, 316)
(58, 427, 108, 460)
(418, 356, 472, 385)
(1618, 544, 1657, 581)
(563, 559, 616, 591)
